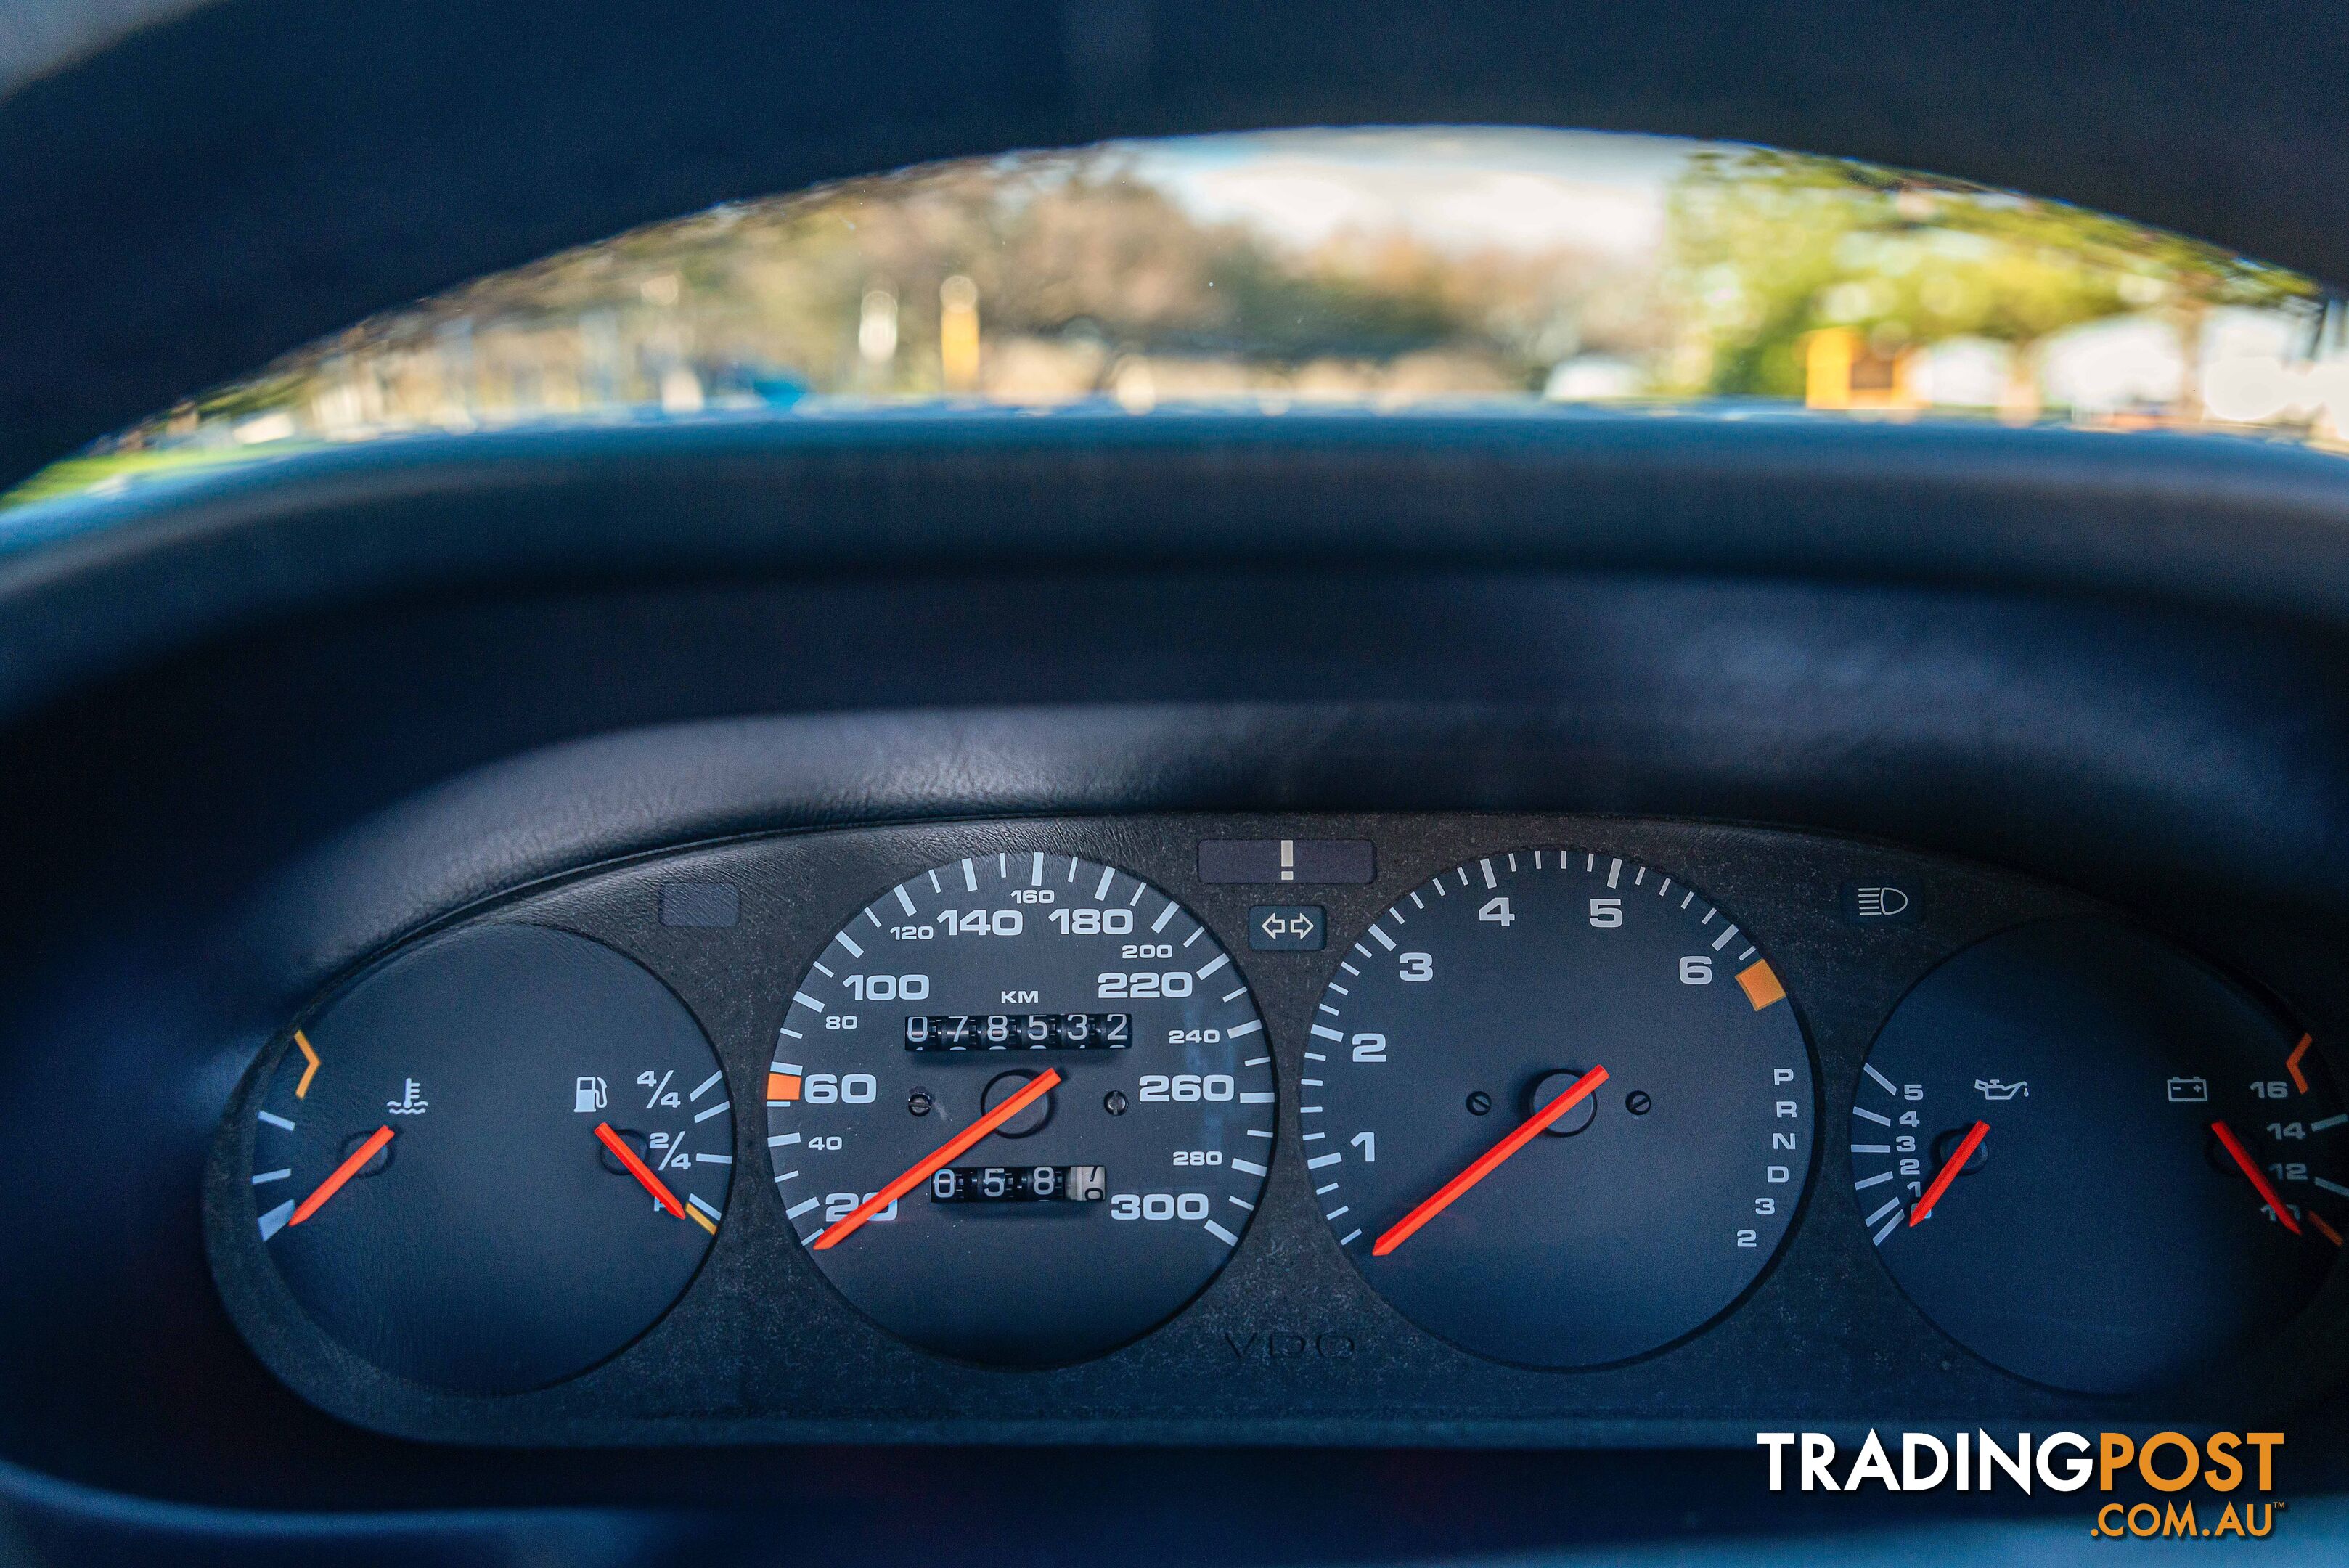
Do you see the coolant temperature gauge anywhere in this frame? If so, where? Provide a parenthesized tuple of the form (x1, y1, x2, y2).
(241, 923, 733, 1393)
(1852, 917, 2345, 1394)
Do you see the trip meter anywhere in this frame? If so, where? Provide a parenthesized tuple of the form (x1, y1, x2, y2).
(769, 852, 1272, 1365)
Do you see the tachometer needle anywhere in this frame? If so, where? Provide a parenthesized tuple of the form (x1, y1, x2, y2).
(1908, 1119, 1988, 1227)
(595, 1122, 686, 1218)
(812, 1068, 1063, 1250)
(1371, 1064, 1608, 1257)
(288, 1124, 394, 1226)
(2211, 1119, 2303, 1236)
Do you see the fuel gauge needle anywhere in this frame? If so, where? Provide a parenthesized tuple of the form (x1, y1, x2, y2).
(1372, 1064, 1608, 1257)
(288, 1124, 394, 1226)
(1908, 1119, 1988, 1227)
(812, 1067, 1062, 1249)
(2212, 1119, 2303, 1235)
(595, 1122, 686, 1218)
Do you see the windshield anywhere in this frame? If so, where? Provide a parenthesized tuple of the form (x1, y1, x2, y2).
(9, 126, 2343, 510)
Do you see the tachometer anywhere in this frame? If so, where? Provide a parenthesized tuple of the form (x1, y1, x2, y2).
(1309, 849, 1813, 1367)
(769, 852, 1272, 1365)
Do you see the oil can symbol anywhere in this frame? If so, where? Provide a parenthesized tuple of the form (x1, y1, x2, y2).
(573, 1076, 608, 1113)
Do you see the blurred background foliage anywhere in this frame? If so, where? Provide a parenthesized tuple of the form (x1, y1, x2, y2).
(8, 131, 2340, 510)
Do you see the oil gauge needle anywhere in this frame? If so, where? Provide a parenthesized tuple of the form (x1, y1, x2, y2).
(2211, 1119, 2303, 1235)
(288, 1124, 395, 1226)
(1907, 1119, 1988, 1227)
(1372, 1064, 1609, 1257)
(812, 1068, 1063, 1249)
(595, 1122, 686, 1218)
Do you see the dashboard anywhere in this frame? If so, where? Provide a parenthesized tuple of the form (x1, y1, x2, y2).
(211, 812, 2348, 1443)
(7, 412, 2349, 1556)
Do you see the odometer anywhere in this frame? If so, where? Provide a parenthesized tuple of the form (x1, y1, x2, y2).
(1310, 849, 1815, 1367)
(769, 852, 1273, 1365)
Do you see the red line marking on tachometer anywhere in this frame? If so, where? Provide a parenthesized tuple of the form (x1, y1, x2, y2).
(811, 1068, 1062, 1250)
(1908, 1119, 1988, 1227)
(1371, 1065, 1609, 1257)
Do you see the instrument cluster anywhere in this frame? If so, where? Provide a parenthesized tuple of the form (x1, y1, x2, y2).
(205, 815, 2349, 1442)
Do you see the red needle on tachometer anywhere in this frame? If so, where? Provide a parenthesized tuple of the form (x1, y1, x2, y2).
(1908, 1119, 1988, 1227)
(288, 1124, 394, 1226)
(812, 1068, 1063, 1250)
(2212, 1119, 2303, 1236)
(1371, 1064, 1609, 1257)
(595, 1121, 686, 1218)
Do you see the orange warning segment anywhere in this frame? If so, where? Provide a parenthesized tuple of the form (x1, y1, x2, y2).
(2312, 1212, 2344, 1249)
(2287, 1034, 2313, 1094)
(1735, 959, 1786, 1011)
(766, 1071, 802, 1103)
(293, 1029, 322, 1098)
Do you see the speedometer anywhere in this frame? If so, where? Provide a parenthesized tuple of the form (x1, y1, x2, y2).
(768, 851, 1273, 1365)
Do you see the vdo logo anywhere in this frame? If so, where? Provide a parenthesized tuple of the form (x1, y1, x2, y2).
(1224, 1330, 1356, 1363)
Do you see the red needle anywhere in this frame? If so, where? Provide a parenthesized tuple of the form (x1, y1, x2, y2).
(1908, 1119, 1988, 1227)
(2212, 1119, 2302, 1236)
(1372, 1064, 1609, 1257)
(812, 1068, 1063, 1250)
(596, 1122, 686, 1217)
(288, 1124, 394, 1226)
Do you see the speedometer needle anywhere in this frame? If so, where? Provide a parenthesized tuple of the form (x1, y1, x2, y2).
(1908, 1119, 1988, 1226)
(288, 1124, 394, 1226)
(1372, 1064, 1608, 1257)
(812, 1068, 1063, 1250)
(595, 1122, 686, 1218)
(2212, 1119, 2303, 1236)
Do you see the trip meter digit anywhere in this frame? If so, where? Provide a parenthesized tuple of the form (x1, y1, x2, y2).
(769, 852, 1272, 1365)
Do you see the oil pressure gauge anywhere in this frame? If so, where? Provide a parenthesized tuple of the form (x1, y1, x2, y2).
(1853, 917, 2346, 1393)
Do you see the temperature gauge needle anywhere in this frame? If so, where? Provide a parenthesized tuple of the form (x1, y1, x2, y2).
(1372, 1064, 1609, 1257)
(2211, 1119, 2303, 1236)
(595, 1122, 686, 1218)
(288, 1124, 395, 1226)
(813, 1068, 1063, 1250)
(1908, 1119, 1988, 1227)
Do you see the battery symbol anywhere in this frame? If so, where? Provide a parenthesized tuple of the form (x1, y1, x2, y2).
(2167, 1076, 2208, 1103)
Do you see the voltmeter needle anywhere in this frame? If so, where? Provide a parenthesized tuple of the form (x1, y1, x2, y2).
(288, 1124, 395, 1226)
(1908, 1119, 1988, 1227)
(1371, 1064, 1609, 1257)
(2212, 1119, 2303, 1235)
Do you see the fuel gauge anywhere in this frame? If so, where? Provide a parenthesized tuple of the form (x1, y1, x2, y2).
(242, 923, 732, 1393)
(1852, 917, 2344, 1394)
